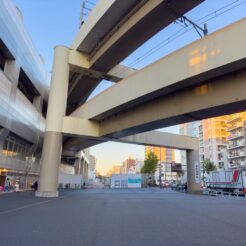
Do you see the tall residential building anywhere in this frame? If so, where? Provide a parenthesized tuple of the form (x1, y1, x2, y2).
(145, 146, 176, 183)
(135, 158, 144, 173)
(179, 122, 199, 170)
(179, 122, 199, 138)
(145, 146, 175, 163)
(199, 116, 228, 169)
(227, 112, 246, 168)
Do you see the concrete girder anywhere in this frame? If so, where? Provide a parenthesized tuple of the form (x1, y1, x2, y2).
(67, 49, 137, 112)
(71, 18, 246, 121)
(62, 116, 99, 137)
(62, 131, 198, 154)
(99, 69, 246, 138)
(120, 131, 198, 151)
(68, 0, 203, 111)
(72, 0, 203, 72)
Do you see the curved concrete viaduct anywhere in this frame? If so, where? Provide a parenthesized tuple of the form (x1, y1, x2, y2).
(36, 2, 246, 197)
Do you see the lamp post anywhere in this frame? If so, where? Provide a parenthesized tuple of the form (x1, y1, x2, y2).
(159, 147, 162, 189)
(25, 156, 35, 189)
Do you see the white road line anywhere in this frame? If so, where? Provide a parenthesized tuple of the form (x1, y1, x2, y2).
(0, 191, 77, 215)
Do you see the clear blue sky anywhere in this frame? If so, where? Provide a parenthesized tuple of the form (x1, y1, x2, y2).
(13, 0, 246, 174)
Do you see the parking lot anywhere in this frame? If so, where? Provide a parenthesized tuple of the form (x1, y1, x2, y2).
(0, 188, 246, 246)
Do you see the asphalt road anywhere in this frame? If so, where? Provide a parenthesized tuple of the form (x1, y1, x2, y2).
(0, 188, 246, 246)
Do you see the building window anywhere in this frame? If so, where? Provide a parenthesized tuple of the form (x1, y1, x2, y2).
(1, 133, 31, 161)
(0, 39, 15, 71)
(18, 68, 39, 103)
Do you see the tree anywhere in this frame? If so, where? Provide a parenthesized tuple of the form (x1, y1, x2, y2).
(176, 170, 184, 180)
(141, 152, 159, 174)
(203, 158, 217, 175)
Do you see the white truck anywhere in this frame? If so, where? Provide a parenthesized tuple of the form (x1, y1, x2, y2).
(206, 169, 246, 194)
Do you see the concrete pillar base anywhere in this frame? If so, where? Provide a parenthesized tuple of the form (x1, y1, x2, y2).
(35, 191, 59, 197)
(187, 150, 201, 194)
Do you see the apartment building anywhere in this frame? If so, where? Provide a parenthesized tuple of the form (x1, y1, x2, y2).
(227, 112, 246, 168)
(145, 146, 175, 163)
(199, 116, 228, 169)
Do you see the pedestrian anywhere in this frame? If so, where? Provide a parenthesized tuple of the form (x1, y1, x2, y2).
(184, 182, 187, 192)
(32, 181, 38, 191)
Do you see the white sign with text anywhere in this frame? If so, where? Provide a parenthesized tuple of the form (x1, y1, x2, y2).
(194, 161, 200, 184)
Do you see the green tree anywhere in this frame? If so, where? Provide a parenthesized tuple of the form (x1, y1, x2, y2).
(203, 158, 217, 175)
(141, 152, 159, 174)
(176, 170, 184, 180)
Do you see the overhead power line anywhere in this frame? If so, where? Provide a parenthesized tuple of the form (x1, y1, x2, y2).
(115, 0, 246, 76)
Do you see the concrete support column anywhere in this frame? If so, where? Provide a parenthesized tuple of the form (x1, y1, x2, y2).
(74, 158, 81, 175)
(186, 150, 201, 194)
(79, 159, 83, 176)
(36, 46, 69, 197)
(81, 160, 85, 179)
(88, 164, 90, 180)
(84, 163, 88, 181)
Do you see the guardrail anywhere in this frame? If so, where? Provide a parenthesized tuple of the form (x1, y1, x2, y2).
(203, 189, 246, 199)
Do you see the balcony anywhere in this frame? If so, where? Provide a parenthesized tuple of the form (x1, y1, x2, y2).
(228, 142, 245, 150)
(227, 132, 244, 140)
(227, 115, 241, 124)
(228, 123, 243, 132)
(228, 151, 246, 159)
(229, 161, 246, 168)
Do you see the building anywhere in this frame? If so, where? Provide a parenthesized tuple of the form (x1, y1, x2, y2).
(227, 112, 246, 168)
(179, 122, 199, 172)
(180, 122, 199, 138)
(200, 116, 229, 170)
(145, 146, 176, 183)
(135, 158, 144, 174)
(0, 0, 89, 191)
(0, 1, 49, 190)
(145, 146, 175, 163)
(107, 165, 121, 176)
(126, 157, 136, 174)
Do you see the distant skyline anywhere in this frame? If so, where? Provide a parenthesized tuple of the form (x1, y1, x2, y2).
(13, 0, 246, 174)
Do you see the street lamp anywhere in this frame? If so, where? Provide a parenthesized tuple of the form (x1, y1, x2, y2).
(25, 156, 35, 189)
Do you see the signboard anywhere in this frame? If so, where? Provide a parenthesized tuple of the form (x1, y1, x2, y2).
(242, 171, 246, 189)
(194, 161, 200, 184)
(171, 163, 182, 173)
(128, 178, 141, 184)
(111, 174, 142, 188)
